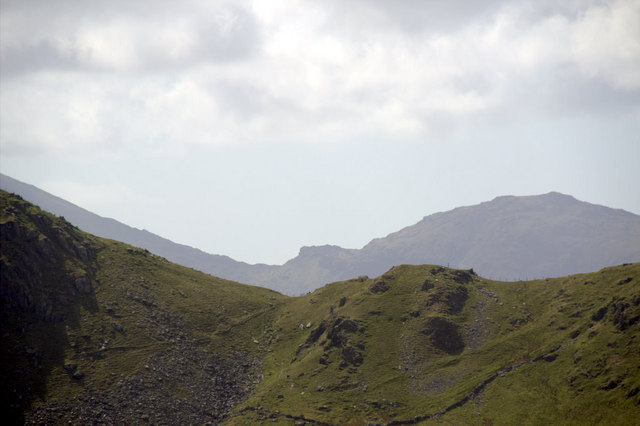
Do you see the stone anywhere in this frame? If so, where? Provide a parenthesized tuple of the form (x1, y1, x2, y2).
(369, 280, 389, 294)
(421, 279, 434, 291)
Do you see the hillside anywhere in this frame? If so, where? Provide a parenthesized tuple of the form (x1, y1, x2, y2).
(3, 174, 639, 296)
(0, 190, 286, 424)
(230, 263, 640, 425)
(2, 190, 639, 424)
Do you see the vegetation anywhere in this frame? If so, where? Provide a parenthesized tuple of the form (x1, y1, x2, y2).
(1, 191, 286, 423)
(1, 190, 639, 424)
(229, 264, 640, 425)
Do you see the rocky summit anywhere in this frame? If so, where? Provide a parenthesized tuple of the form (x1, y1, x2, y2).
(1, 190, 639, 424)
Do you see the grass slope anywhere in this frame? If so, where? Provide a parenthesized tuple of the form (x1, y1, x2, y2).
(228, 264, 640, 425)
(1, 191, 286, 424)
(2, 190, 639, 425)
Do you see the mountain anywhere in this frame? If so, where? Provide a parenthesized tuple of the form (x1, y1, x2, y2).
(358, 192, 640, 280)
(3, 174, 639, 295)
(2, 191, 639, 424)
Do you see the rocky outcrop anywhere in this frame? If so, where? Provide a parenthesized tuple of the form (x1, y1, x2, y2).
(25, 345, 260, 425)
(1, 195, 97, 322)
(421, 317, 465, 354)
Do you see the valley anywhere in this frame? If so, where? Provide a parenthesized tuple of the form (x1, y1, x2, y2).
(1, 190, 639, 424)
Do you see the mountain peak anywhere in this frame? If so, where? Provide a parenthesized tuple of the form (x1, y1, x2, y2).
(491, 191, 576, 203)
(298, 245, 348, 257)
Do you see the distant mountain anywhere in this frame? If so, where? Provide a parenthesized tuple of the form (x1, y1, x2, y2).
(357, 192, 640, 280)
(263, 192, 640, 292)
(2, 174, 639, 295)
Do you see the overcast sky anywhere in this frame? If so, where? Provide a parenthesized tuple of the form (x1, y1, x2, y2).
(1, 0, 639, 264)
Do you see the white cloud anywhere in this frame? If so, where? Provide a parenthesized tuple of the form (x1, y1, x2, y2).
(571, 0, 640, 89)
(1, 0, 638, 158)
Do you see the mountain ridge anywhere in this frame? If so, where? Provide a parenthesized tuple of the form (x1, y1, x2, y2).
(2, 173, 639, 295)
(2, 190, 639, 424)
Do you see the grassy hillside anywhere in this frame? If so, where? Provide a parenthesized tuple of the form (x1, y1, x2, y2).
(2, 190, 639, 424)
(228, 263, 640, 425)
(0, 191, 286, 424)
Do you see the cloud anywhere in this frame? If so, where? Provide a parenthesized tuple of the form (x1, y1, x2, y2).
(1, 0, 638, 157)
(0, 0, 260, 75)
(571, 0, 640, 89)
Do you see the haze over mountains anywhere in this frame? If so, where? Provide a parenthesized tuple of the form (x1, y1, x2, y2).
(2, 173, 639, 295)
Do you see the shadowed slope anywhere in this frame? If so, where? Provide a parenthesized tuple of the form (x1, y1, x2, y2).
(0, 190, 286, 424)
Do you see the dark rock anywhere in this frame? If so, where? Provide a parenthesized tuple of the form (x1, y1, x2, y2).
(341, 347, 363, 366)
(426, 284, 468, 314)
(370, 280, 389, 294)
(430, 267, 445, 275)
(611, 298, 637, 331)
(306, 321, 327, 344)
(421, 280, 434, 291)
(325, 318, 359, 349)
(591, 306, 608, 321)
(451, 270, 475, 284)
(63, 364, 77, 373)
(421, 317, 465, 354)
(73, 275, 92, 294)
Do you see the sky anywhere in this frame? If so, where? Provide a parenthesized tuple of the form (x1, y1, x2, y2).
(1, 0, 639, 265)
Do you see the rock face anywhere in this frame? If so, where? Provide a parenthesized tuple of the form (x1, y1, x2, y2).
(298, 316, 366, 369)
(0, 195, 97, 322)
(421, 317, 465, 354)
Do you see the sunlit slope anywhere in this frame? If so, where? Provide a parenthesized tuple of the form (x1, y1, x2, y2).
(228, 263, 640, 425)
(2, 190, 638, 425)
(0, 190, 287, 424)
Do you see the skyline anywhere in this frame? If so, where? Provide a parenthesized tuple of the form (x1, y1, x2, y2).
(2, 0, 639, 264)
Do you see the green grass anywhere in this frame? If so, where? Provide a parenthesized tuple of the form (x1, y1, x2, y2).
(2, 190, 639, 425)
(226, 264, 640, 425)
